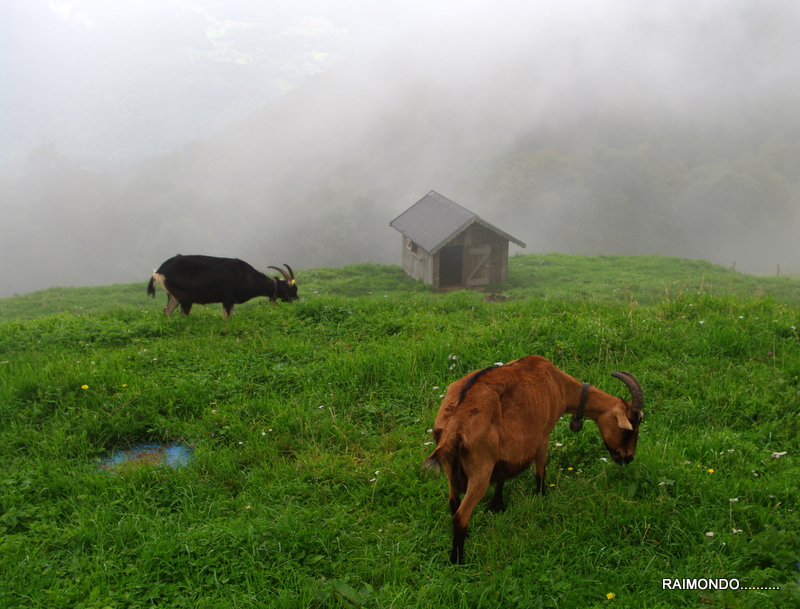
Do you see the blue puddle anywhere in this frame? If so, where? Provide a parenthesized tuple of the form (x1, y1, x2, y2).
(98, 442, 193, 470)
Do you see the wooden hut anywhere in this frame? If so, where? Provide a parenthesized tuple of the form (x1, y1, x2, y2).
(389, 191, 526, 289)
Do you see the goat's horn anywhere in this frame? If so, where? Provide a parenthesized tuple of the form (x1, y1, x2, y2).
(611, 371, 643, 412)
(283, 264, 297, 286)
(268, 266, 291, 282)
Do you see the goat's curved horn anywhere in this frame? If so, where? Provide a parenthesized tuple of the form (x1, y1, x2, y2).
(270, 277, 278, 301)
(283, 264, 297, 286)
(268, 266, 291, 282)
(611, 371, 643, 414)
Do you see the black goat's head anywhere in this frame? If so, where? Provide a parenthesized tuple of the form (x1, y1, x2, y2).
(268, 264, 299, 302)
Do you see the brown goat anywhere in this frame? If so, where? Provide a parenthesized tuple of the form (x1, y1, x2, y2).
(424, 355, 643, 564)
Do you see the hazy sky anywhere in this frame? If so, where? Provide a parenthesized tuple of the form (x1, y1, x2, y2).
(4, 0, 800, 172)
(2, 0, 800, 297)
(0, 0, 489, 173)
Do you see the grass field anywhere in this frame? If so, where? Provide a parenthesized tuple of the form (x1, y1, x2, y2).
(1, 254, 799, 608)
(2, 254, 799, 321)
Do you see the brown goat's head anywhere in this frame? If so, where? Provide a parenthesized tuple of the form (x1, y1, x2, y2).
(595, 371, 643, 465)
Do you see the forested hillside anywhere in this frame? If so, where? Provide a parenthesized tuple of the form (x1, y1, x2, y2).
(2, 2, 800, 298)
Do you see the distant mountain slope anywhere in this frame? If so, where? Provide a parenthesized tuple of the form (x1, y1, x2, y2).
(2, 1, 800, 297)
(0, 1, 401, 175)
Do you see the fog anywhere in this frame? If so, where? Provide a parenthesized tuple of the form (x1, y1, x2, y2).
(2, 0, 800, 297)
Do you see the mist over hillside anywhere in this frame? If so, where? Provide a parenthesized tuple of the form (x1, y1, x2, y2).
(2, 0, 800, 297)
(0, 0, 429, 174)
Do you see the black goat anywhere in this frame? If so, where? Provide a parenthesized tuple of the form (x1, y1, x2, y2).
(146, 255, 297, 318)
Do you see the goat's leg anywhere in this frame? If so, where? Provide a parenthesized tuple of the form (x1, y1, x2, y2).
(450, 466, 492, 564)
(448, 485, 461, 516)
(486, 480, 506, 513)
(534, 435, 550, 495)
(443, 461, 462, 516)
(164, 295, 180, 315)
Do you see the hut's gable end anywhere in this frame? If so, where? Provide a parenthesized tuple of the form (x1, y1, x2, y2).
(401, 236, 433, 284)
(390, 191, 525, 289)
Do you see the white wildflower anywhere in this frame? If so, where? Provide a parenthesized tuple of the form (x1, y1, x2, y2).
(705, 532, 714, 537)
(771, 451, 788, 458)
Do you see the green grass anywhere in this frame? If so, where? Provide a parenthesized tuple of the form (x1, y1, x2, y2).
(505, 253, 800, 305)
(1, 255, 799, 608)
(0, 263, 430, 321)
(3, 254, 799, 321)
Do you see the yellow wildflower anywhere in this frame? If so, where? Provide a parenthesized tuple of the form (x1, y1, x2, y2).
(81, 385, 89, 389)
(606, 592, 615, 599)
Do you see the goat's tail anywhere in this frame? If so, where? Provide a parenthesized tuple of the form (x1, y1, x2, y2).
(423, 451, 444, 472)
(423, 431, 462, 474)
(146, 273, 156, 298)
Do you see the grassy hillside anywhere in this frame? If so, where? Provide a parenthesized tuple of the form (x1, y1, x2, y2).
(1, 256, 799, 607)
(1, 254, 798, 321)
(506, 254, 800, 304)
(0, 264, 431, 321)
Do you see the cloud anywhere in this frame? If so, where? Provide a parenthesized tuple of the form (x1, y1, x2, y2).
(47, 2, 93, 29)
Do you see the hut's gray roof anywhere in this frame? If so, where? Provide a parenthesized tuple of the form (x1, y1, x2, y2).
(389, 191, 526, 254)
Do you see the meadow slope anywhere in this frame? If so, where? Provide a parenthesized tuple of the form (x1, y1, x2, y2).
(1, 255, 799, 608)
(2, 254, 799, 321)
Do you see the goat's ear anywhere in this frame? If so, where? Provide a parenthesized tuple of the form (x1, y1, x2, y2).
(614, 408, 634, 431)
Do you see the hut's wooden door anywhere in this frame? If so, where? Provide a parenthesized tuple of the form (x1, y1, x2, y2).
(439, 245, 464, 287)
(465, 245, 491, 286)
